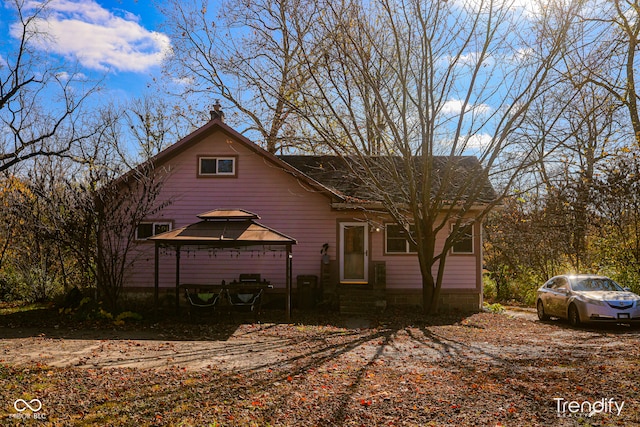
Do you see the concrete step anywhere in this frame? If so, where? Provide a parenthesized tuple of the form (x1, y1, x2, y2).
(338, 288, 387, 315)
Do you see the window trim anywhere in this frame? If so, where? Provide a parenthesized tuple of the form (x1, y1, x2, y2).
(384, 223, 417, 255)
(135, 221, 173, 241)
(197, 155, 238, 177)
(451, 223, 474, 255)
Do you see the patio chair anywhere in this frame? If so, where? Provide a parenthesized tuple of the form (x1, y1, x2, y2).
(225, 287, 265, 319)
(184, 287, 223, 319)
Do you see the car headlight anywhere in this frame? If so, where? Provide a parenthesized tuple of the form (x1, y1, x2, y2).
(580, 297, 606, 306)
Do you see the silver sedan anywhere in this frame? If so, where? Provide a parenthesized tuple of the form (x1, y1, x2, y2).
(536, 275, 640, 326)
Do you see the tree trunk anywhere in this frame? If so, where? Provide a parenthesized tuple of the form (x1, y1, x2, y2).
(422, 274, 434, 314)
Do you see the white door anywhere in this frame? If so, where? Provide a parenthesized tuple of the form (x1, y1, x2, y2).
(339, 222, 368, 283)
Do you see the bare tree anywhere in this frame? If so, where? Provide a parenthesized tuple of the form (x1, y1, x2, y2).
(126, 95, 191, 161)
(505, 1, 633, 274)
(571, 0, 640, 146)
(0, 0, 97, 172)
(72, 105, 172, 310)
(290, 0, 581, 313)
(94, 168, 169, 310)
(18, 103, 172, 310)
(592, 150, 640, 290)
(524, 80, 623, 272)
(160, 0, 320, 153)
(483, 193, 573, 301)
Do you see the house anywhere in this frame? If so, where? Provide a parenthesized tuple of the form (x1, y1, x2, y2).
(123, 110, 496, 314)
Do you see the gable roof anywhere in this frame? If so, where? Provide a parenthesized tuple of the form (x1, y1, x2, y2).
(118, 116, 495, 208)
(279, 155, 497, 205)
(115, 117, 343, 202)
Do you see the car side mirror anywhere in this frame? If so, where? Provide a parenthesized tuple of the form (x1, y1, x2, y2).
(623, 287, 631, 292)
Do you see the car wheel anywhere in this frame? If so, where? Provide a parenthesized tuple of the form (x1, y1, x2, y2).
(537, 300, 550, 321)
(568, 303, 581, 327)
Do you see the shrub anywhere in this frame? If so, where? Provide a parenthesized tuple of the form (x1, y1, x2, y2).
(607, 268, 640, 294)
(482, 274, 497, 301)
(483, 302, 505, 313)
(0, 269, 35, 302)
(115, 311, 143, 322)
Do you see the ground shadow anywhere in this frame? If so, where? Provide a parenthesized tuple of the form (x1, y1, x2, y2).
(0, 304, 472, 341)
(0, 304, 481, 375)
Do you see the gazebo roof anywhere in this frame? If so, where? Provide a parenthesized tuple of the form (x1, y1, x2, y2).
(148, 210, 296, 247)
(197, 209, 260, 221)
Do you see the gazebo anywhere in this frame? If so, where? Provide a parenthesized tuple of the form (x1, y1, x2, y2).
(149, 209, 297, 320)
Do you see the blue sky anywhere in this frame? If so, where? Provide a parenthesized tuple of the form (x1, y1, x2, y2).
(3, 0, 172, 102)
(0, 0, 562, 153)
(2, 0, 550, 92)
(2, 0, 546, 108)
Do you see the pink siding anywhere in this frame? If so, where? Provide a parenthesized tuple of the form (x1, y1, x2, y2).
(370, 218, 480, 290)
(124, 125, 480, 292)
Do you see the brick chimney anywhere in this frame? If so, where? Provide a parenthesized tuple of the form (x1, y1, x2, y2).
(210, 100, 225, 122)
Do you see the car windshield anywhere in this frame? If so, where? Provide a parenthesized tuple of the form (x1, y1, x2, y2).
(571, 278, 624, 292)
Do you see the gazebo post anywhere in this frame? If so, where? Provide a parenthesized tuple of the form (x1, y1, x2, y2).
(154, 242, 159, 312)
(175, 245, 181, 313)
(286, 244, 292, 321)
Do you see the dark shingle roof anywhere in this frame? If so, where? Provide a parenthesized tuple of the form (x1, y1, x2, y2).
(279, 155, 497, 204)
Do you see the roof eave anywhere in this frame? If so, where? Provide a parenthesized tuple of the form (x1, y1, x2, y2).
(330, 200, 500, 211)
(151, 239, 296, 247)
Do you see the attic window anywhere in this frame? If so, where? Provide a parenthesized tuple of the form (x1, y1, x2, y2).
(198, 156, 237, 177)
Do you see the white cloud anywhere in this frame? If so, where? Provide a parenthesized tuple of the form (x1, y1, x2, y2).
(462, 133, 493, 150)
(172, 76, 195, 86)
(10, 0, 171, 73)
(55, 71, 88, 81)
(434, 132, 494, 156)
(440, 99, 493, 116)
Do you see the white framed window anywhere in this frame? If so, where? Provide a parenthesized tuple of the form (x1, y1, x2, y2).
(136, 222, 172, 240)
(451, 223, 474, 254)
(198, 156, 237, 177)
(385, 224, 417, 254)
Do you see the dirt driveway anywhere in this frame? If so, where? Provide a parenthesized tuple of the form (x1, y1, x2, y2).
(0, 324, 292, 371)
(0, 306, 633, 372)
(1, 308, 639, 425)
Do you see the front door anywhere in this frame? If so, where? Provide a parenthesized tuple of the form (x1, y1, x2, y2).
(340, 222, 368, 283)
